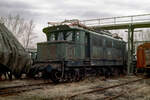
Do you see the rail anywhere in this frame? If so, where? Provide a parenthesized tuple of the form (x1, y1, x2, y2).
(0, 82, 51, 96)
(68, 77, 148, 99)
(80, 14, 150, 27)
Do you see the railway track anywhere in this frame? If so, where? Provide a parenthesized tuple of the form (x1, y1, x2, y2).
(0, 76, 148, 98)
(0, 81, 52, 96)
(68, 77, 148, 99)
(104, 87, 140, 100)
(0, 79, 75, 97)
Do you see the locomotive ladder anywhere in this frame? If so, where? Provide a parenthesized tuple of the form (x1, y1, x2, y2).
(79, 14, 150, 74)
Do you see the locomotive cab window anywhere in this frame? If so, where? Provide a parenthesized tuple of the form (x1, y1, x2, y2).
(76, 31, 80, 41)
(58, 32, 64, 40)
(49, 31, 77, 42)
(50, 34, 56, 41)
(65, 31, 73, 41)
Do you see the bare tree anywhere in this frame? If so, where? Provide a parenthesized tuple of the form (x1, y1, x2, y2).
(22, 20, 37, 48)
(1, 14, 37, 48)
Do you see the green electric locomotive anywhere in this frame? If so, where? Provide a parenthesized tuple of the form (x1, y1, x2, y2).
(29, 22, 126, 83)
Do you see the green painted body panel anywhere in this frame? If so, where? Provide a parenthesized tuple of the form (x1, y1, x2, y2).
(37, 42, 66, 61)
(37, 40, 85, 61)
(89, 31, 126, 65)
(92, 46, 103, 59)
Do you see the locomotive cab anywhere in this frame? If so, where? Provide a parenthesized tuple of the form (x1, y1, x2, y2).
(37, 29, 86, 61)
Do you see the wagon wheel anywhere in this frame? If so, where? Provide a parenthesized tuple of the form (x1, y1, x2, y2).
(27, 68, 38, 78)
(14, 72, 21, 79)
(50, 70, 62, 83)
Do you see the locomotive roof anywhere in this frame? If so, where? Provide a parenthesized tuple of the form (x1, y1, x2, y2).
(43, 25, 125, 42)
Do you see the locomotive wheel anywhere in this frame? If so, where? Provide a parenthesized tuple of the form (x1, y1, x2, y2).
(113, 68, 119, 76)
(75, 70, 81, 81)
(80, 69, 85, 80)
(68, 70, 75, 82)
(104, 68, 110, 78)
(50, 70, 62, 83)
(14, 73, 21, 79)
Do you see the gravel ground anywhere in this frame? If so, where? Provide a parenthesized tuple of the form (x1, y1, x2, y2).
(0, 75, 150, 100)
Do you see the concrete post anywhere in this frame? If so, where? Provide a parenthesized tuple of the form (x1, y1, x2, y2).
(127, 25, 131, 74)
(130, 28, 134, 73)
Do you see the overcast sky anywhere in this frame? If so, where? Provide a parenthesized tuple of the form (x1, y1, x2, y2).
(0, 0, 150, 41)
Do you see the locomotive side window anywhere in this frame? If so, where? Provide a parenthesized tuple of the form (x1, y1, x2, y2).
(103, 39, 106, 46)
(85, 33, 88, 45)
(98, 38, 103, 46)
(116, 42, 120, 49)
(92, 35, 103, 47)
(112, 41, 114, 47)
(113, 41, 121, 49)
(106, 40, 112, 48)
(93, 38, 97, 46)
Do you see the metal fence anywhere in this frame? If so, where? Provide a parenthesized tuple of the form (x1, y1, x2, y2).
(80, 14, 150, 26)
